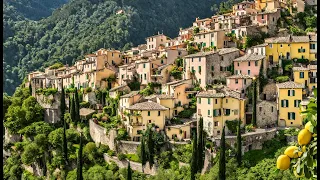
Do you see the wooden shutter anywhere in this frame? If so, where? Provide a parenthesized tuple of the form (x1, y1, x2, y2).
(292, 90, 295, 96)
(293, 113, 295, 120)
(281, 100, 284, 107)
(288, 112, 290, 120)
(288, 90, 290, 96)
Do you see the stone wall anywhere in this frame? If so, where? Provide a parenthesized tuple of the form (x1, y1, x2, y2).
(36, 93, 61, 123)
(83, 92, 97, 104)
(117, 141, 140, 154)
(4, 127, 21, 144)
(103, 154, 157, 175)
(89, 120, 116, 150)
(256, 100, 277, 128)
(215, 128, 277, 152)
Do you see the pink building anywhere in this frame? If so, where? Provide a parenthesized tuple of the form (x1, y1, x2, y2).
(226, 74, 253, 92)
(233, 53, 266, 77)
(233, 1, 256, 16)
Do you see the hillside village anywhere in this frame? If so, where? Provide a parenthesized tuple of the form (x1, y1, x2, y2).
(6, 0, 317, 178)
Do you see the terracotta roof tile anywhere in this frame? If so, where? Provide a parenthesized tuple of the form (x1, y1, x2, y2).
(127, 101, 168, 111)
(276, 81, 304, 89)
(234, 53, 265, 61)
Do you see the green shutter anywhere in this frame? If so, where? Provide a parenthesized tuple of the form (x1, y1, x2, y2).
(286, 100, 289, 107)
(288, 90, 290, 96)
(208, 110, 210, 116)
(288, 112, 290, 120)
(293, 113, 295, 120)
(213, 110, 216, 116)
(281, 100, 284, 107)
(148, 111, 150, 116)
(292, 90, 295, 96)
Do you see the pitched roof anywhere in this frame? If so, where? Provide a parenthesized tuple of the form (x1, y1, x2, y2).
(227, 74, 253, 79)
(252, 43, 268, 48)
(265, 36, 310, 43)
(109, 84, 128, 92)
(292, 66, 309, 71)
(308, 65, 317, 70)
(276, 81, 304, 89)
(80, 108, 96, 117)
(184, 51, 216, 58)
(233, 53, 265, 61)
(218, 48, 239, 55)
(196, 91, 225, 98)
(120, 91, 140, 98)
(127, 101, 168, 111)
(145, 94, 174, 100)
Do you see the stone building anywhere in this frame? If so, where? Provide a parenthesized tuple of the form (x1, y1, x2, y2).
(256, 100, 277, 128)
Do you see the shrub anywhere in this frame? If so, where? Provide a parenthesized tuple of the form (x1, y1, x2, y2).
(117, 153, 127, 161)
(116, 128, 129, 140)
(43, 88, 58, 96)
(284, 127, 299, 136)
(92, 114, 97, 118)
(49, 62, 64, 70)
(275, 76, 290, 83)
(245, 124, 254, 132)
(225, 120, 239, 134)
(84, 87, 92, 93)
(177, 109, 195, 118)
(80, 101, 90, 108)
(126, 154, 140, 162)
(107, 150, 115, 156)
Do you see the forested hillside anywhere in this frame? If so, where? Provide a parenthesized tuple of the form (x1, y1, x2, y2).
(3, 0, 218, 95)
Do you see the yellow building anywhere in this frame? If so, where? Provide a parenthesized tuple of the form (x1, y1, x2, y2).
(276, 81, 304, 127)
(126, 101, 168, 141)
(196, 90, 246, 137)
(293, 65, 317, 95)
(165, 123, 193, 141)
(265, 35, 316, 66)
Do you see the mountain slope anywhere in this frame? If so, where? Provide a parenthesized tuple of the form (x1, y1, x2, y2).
(3, 0, 218, 95)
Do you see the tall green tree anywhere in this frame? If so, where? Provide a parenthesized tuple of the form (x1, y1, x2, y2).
(69, 95, 71, 113)
(74, 88, 80, 124)
(219, 126, 226, 180)
(146, 126, 155, 168)
(258, 62, 267, 95)
(29, 83, 32, 95)
(70, 95, 76, 123)
(62, 112, 69, 171)
(60, 86, 66, 121)
(77, 133, 83, 180)
(127, 161, 132, 180)
(252, 79, 257, 127)
(140, 135, 147, 173)
(236, 119, 242, 167)
(190, 131, 198, 180)
(197, 116, 205, 172)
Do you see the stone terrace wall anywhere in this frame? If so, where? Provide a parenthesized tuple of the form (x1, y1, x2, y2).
(117, 141, 140, 154)
(36, 93, 61, 123)
(89, 120, 117, 150)
(215, 128, 278, 152)
(103, 154, 157, 175)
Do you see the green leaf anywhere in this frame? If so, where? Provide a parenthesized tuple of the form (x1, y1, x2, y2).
(297, 161, 301, 174)
(309, 124, 314, 133)
(274, 168, 280, 174)
(313, 88, 317, 98)
(304, 164, 311, 178)
(307, 156, 313, 167)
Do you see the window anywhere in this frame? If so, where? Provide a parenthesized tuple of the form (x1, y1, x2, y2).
(148, 111, 150, 116)
(149, 120, 152, 123)
(248, 70, 251, 75)
(288, 112, 296, 120)
(158, 111, 161, 116)
(143, 64, 146, 68)
(300, 72, 304, 78)
(203, 34, 206, 38)
(199, 57, 201, 62)
(112, 53, 114, 57)
(192, 58, 194, 62)
(192, 66, 194, 72)
(226, 99, 228, 103)
(255, 61, 258, 66)
(235, 79, 238, 84)
(215, 99, 218, 104)
(211, 66, 214, 71)
(294, 100, 301, 107)
(198, 66, 201, 72)
(198, 98, 201, 104)
(213, 109, 220, 117)
(261, 15, 264, 19)
(244, 79, 247, 85)
(121, 74, 124, 79)
(248, 61, 251, 66)
(217, 130, 221, 135)
(281, 100, 289, 107)
(199, 79, 201, 84)
(310, 44, 316, 49)
(237, 62, 240, 66)
(259, 107, 262, 112)
(269, 44, 272, 48)
(234, 109, 238, 115)
(161, 60, 164, 64)
(144, 74, 147, 80)
(271, 106, 274, 112)
(208, 98, 211, 104)
(214, 121, 219, 126)
(288, 90, 295, 96)
(280, 44, 283, 48)
(208, 110, 211, 116)
(225, 109, 230, 116)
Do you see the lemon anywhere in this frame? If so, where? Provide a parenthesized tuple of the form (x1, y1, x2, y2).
(284, 146, 299, 158)
(298, 129, 312, 145)
(305, 121, 312, 132)
(298, 152, 303, 157)
(277, 155, 290, 170)
(302, 146, 306, 152)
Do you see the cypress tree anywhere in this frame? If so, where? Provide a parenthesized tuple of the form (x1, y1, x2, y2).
(69, 95, 71, 113)
(218, 126, 226, 180)
(60, 86, 66, 121)
(75, 88, 80, 124)
(77, 133, 83, 180)
(29, 83, 32, 95)
(140, 136, 146, 173)
(252, 78, 257, 127)
(197, 117, 205, 172)
(236, 119, 242, 167)
(190, 131, 198, 180)
(62, 114, 69, 169)
(146, 126, 154, 168)
(70, 95, 76, 123)
(127, 161, 132, 180)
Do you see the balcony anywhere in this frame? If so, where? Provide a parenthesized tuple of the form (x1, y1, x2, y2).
(131, 122, 144, 126)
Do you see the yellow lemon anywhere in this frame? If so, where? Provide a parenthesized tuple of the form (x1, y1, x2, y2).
(277, 155, 290, 170)
(284, 146, 299, 158)
(302, 146, 306, 152)
(298, 129, 312, 145)
(298, 152, 303, 157)
(305, 121, 312, 132)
